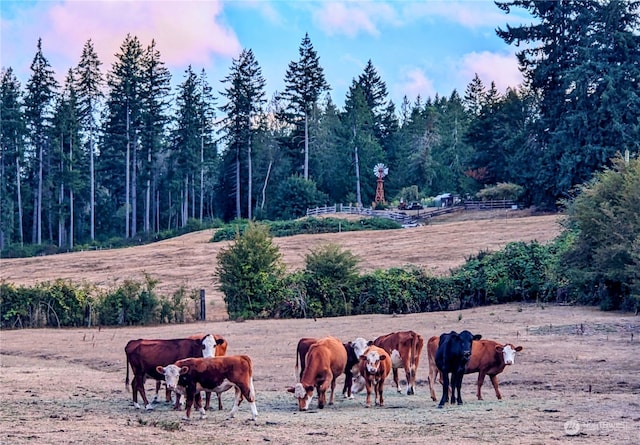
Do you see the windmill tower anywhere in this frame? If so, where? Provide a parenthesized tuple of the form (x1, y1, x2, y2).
(373, 163, 388, 204)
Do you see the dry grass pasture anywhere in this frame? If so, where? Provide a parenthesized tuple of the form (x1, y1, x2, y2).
(1, 212, 639, 444)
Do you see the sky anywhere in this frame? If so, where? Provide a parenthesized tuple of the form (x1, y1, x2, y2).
(0, 0, 533, 108)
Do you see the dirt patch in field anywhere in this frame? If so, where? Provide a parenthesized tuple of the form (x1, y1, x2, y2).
(0, 212, 561, 321)
(1, 304, 639, 445)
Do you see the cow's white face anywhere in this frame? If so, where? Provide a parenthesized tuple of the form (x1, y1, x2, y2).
(363, 350, 384, 374)
(202, 334, 216, 357)
(292, 382, 314, 411)
(156, 364, 187, 390)
(497, 344, 523, 365)
(352, 337, 370, 358)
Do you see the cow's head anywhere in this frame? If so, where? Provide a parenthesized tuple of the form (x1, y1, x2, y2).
(156, 364, 188, 391)
(361, 349, 387, 375)
(459, 330, 482, 361)
(286, 383, 314, 411)
(496, 344, 523, 365)
(351, 372, 366, 394)
(201, 334, 216, 357)
(351, 337, 371, 358)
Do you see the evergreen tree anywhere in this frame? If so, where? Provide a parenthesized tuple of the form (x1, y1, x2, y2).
(74, 39, 103, 241)
(280, 33, 330, 180)
(496, 0, 640, 207)
(140, 39, 171, 233)
(463, 73, 486, 116)
(0, 68, 27, 248)
(219, 49, 266, 220)
(24, 38, 59, 244)
(101, 34, 144, 238)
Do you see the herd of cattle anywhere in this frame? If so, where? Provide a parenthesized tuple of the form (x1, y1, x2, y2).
(124, 330, 523, 420)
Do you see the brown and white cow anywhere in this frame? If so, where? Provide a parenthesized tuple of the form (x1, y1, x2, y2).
(427, 336, 523, 401)
(357, 345, 391, 408)
(294, 336, 365, 399)
(372, 330, 424, 395)
(172, 334, 230, 411)
(157, 355, 258, 421)
(287, 336, 347, 410)
(124, 334, 221, 410)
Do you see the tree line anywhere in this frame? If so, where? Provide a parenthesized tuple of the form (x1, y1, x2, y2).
(1, 1, 639, 252)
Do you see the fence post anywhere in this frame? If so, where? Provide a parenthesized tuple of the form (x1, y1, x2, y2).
(200, 289, 206, 321)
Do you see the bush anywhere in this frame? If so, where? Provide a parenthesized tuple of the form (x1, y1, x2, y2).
(215, 223, 286, 320)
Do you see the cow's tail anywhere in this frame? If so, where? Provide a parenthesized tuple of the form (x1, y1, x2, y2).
(294, 349, 301, 382)
(125, 354, 131, 393)
(409, 332, 419, 379)
(245, 355, 256, 401)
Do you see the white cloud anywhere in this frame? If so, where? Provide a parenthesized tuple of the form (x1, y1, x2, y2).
(395, 67, 436, 100)
(458, 51, 523, 92)
(311, 1, 399, 37)
(402, 1, 529, 29)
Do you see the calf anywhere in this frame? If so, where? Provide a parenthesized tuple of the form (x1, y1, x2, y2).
(357, 345, 391, 408)
(434, 330, 482, 408)
(124, 334, 220, 410)
(427, 336, 523, 401)
(173, 334, 229, 411)
(157, 355, 258, 420)
(373, 330, 424, 395)
(287, 336, 347, 410)
(294, 337, 364, 399)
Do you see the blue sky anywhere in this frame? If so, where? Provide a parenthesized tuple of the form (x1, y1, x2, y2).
(1, 1, 532, 108)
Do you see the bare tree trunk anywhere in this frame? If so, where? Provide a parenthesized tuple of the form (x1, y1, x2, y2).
(304, 110, 309, 180)
(145, 146, 151, 233)
(89, 122, 95, 241)
(132, 135, 137, 238)
(125, 103, 130, 238)
(37, 137, 43, 244)
(260, 160, 272, 210)
(16, 157, 23, 245)
(235, 147, 241, 219)
(353, 127, 362, 207)
(69, 131, 74, 249)
(199, 130, 204, 221)
(247, 131, 252, 220)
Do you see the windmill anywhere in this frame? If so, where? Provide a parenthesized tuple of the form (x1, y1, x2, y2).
(373, 163, 389, 204)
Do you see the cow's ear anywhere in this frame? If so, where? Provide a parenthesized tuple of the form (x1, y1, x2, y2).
(380, 354, 387, 361)
(305, 385, 314, 392)
(515, 346, 523, 352)
(156, 366, 165, 375)
(286, 386, 295, 393)
(367, 340, 373, 346)
(180, 366, 189, 375)
(495, 346, 504, 353)
(473, 334, 482, 340)
(216, 338, 225, 346)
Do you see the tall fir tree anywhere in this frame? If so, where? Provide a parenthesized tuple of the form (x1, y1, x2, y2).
(219, 49, 266, 220)
(24, 38, 59, 244)
(74, 39, 103, 241)
(280, 33, 330, 180)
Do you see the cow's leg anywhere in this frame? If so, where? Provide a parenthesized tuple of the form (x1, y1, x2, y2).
(392, 367, 401, 393)
(183, 391, 194, 420)
(438, 372, 449, 408)
(328, 376, 337, 405)
(454, 371, 464, 405)
(194, 392, 206, 419)
(404, 361, 414, 395)
(364, 380, 372, 408)
(489, 374, 502, 400)
(134, 374, 153, 410)
(476, 371, 486, 400)
(342, 368, 353, 399)
(377, 379, 385, 406)
(428, 365, 438, 401)
(203, 391, 212, 411)
(173, 392, 182, 410)
(228, 386, 242, 418)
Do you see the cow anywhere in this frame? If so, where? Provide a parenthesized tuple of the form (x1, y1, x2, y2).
(294, 336, 366, 399)
(172, 334, 229, 411)
(427, 336, 523, 402)
(157, 355, 258, 421)
(434, 330, 482, 408)
(124, 334, 222, 410)
(287, 336, 347, 410)
(357, 345, 391, 408)
(372, 330, 424, 395)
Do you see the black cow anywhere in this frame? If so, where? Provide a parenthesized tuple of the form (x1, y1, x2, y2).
(434, 330, 482, 408)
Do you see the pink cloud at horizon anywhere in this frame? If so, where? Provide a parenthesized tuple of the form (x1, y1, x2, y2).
(460, 51, 524, 93)
(4, 1, 241, 80)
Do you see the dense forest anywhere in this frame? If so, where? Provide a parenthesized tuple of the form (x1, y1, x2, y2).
(1, 0, 639, 252)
